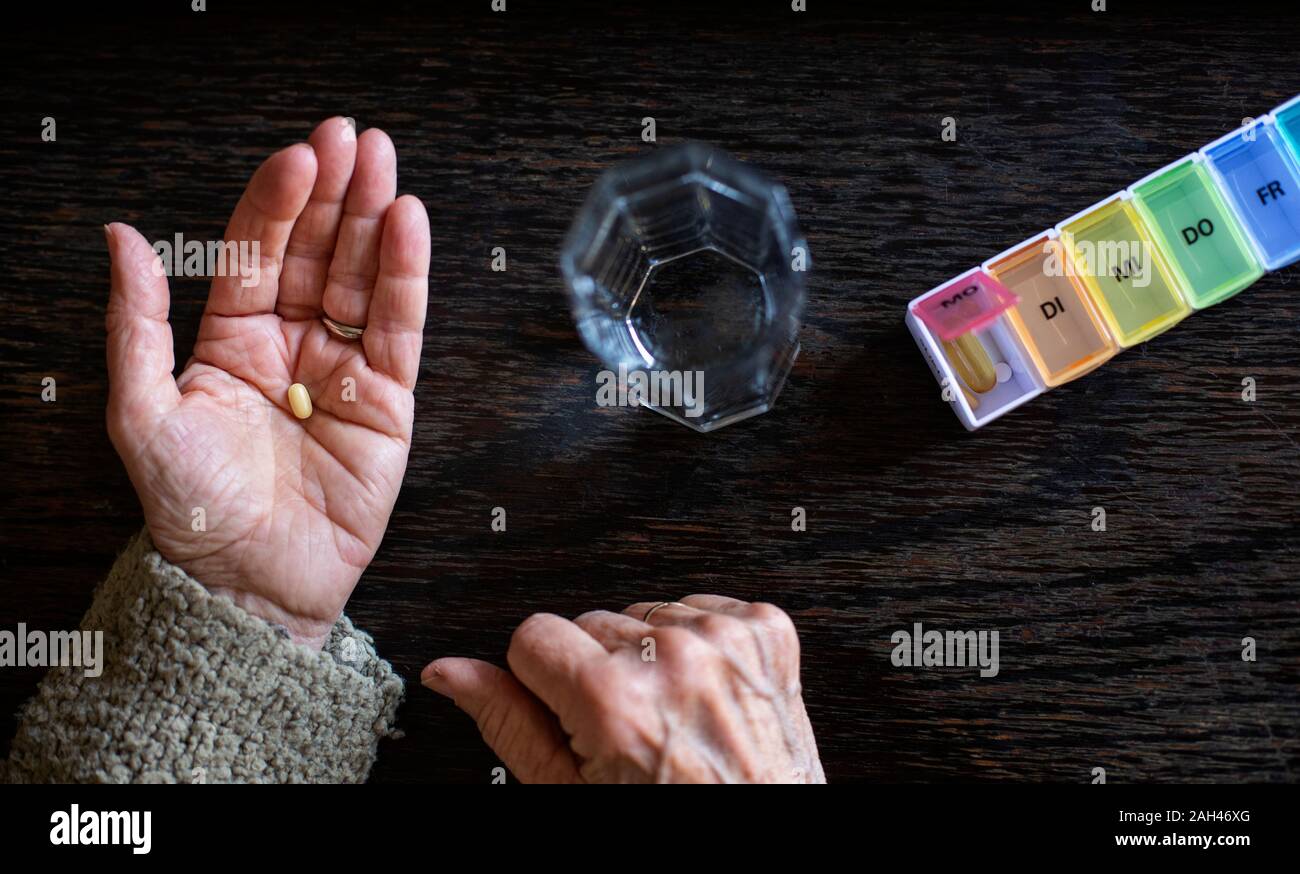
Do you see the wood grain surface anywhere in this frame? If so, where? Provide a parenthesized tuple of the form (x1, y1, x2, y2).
(1, 2, 1298, 783)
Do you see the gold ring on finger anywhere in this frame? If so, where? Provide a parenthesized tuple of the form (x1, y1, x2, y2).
(322, 315, 365, 341)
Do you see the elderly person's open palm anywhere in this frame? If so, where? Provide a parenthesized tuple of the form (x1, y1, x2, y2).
(103, 117, 429, 649)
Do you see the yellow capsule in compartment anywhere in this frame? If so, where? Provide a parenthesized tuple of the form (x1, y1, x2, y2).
(943, 333, 997, 395)
(288, 383, 313, 420)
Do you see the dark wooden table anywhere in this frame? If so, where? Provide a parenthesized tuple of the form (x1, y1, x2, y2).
(2, 2, 1298, 783)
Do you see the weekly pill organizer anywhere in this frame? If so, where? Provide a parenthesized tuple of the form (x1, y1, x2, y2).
(907, 94, 1300, 430)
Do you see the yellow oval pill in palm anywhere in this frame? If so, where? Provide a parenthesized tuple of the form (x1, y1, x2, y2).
(288, 383, 313, 420)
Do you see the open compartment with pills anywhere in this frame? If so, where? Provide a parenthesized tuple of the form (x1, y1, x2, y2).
(905, 268, 1044, 430)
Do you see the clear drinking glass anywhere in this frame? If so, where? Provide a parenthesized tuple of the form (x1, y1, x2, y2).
(560, 143, 809, 432)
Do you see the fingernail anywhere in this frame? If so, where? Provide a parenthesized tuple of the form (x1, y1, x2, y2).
(420, 661, 450, 695)
(341, 117, 356, 142)
(103, 224, 113, 248)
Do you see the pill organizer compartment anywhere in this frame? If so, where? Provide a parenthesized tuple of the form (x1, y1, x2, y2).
(1202, 119, 1300, 270)
(984, 231, 1119, 387)
(1056, 193, 1191, 347)
(1271, 94, 1300, 165)
(1129, 155, 1264, 309)
(906, 272, 1044, 430)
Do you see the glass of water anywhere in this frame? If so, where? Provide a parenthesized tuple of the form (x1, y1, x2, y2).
(560, 143, 809, 432)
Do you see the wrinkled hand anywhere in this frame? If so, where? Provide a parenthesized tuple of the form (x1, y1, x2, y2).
(104, 118, 429, 649)
(423, 596, 824, 783)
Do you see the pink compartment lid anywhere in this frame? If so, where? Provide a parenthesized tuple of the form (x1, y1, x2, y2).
(912, 270, 1019, 341)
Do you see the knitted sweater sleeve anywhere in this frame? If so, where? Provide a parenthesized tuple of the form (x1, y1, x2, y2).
(1, 531, 404, 783)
